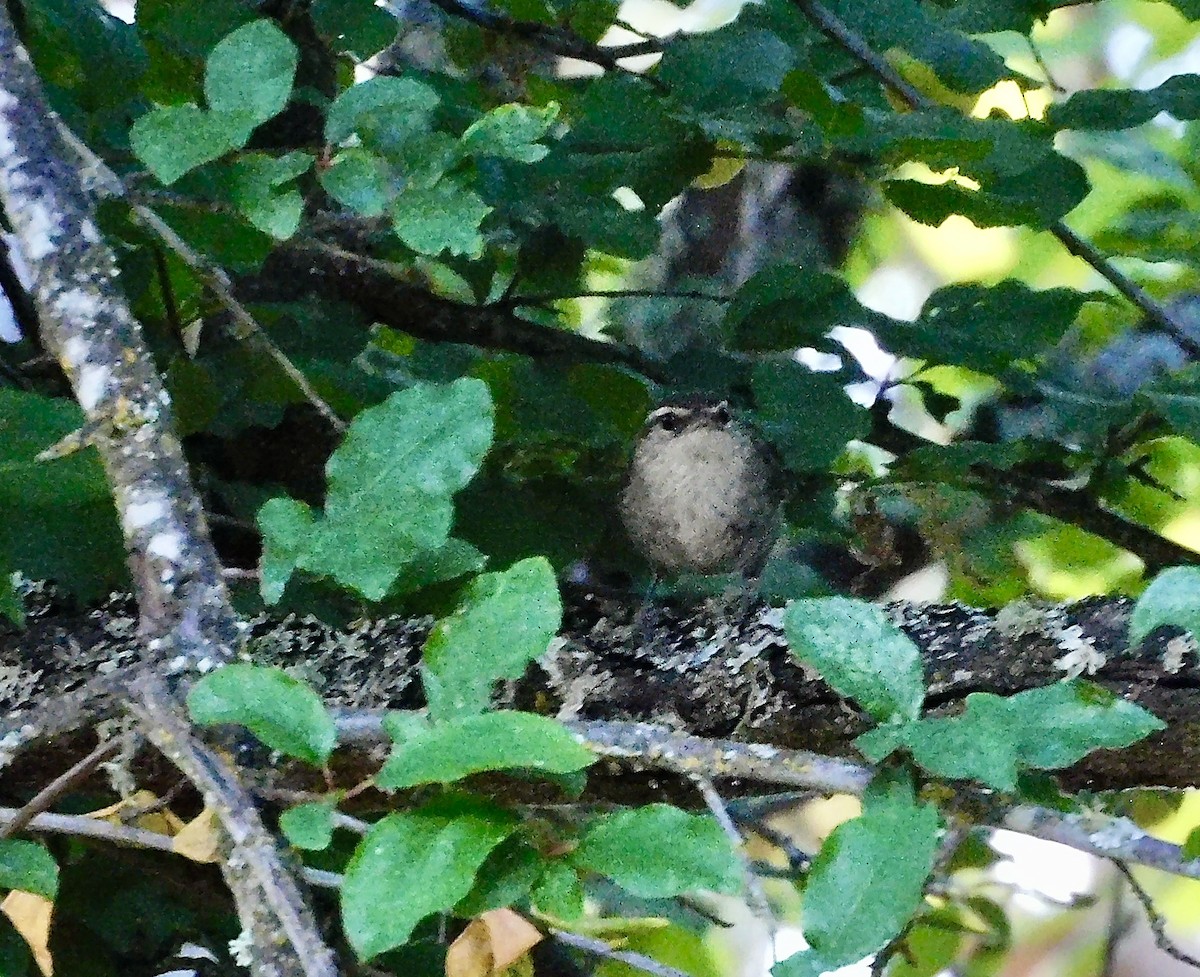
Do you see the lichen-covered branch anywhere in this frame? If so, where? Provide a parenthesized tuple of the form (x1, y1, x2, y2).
(127, 674, 339, 977)
(0, 10, 239, 662)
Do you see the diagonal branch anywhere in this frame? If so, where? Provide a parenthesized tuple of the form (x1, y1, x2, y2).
(127, 673, 339, 977)
(0, 12, 239, 660)
(791, 0, 1194, 352)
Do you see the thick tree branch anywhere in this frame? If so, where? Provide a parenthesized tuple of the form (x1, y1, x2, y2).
(0, 12, 238, 661)
(280, 239, 669, 379)
(791, 0, 1195, 352)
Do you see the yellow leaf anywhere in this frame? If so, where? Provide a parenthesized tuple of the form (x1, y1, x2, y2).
(173, 807, 223, 863)
(2, 890, 53, 976)
(447, 909, 543, 977)
(88, 790, 185, 836)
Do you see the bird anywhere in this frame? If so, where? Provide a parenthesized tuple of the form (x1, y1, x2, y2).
(621, 399, 781, 580)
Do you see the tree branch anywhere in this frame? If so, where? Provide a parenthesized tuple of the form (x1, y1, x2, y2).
(791, 0, 1195, 352)
(0, 11, 239, 661)
(126, 673, 339, 977)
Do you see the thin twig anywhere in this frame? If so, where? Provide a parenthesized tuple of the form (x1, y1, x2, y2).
(1111, 860, 1200, 969)
(792, 0, 1192, 351)
(427, 0, 666, 84)
(692, 775, 776, 956)
(550, 929, 694, 977)
(506, 288, 732, 305)
(0, 736, 126, 839)
(53, 124, 347, 431)
(0, 806, 178, 852)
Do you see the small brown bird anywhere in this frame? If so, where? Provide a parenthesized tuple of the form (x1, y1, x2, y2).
(621, 399, 781, 578)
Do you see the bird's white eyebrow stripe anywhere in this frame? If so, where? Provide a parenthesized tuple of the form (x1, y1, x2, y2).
(648, 406, 686, 423)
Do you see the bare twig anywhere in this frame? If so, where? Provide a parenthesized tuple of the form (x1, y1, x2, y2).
(550, 929, 695, 977)
(692, 774, 776, 951)
(0, 806, 178, 852)
(1111, 860, 1200, 969)
(426, 0, 666, 82)
(0, 736, 126, 839)
(791, 0, 1193, 352)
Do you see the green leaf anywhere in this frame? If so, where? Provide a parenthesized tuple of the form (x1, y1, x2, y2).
(456, 837, 544, 916)
(883, 155, 1090, 229)
(422, 557, 562, 719)
(0, 390, 125, 601)
(800, 780, 940, 967)
(325, 75, 439, 145)
(320, 148, 393, 217)
(280, 800, 336, 851)
(312, 0, 398, 58)
(129, 104, 239, 184)
(572, 805, 741, 898)
(0, 840, 58, 899)
(1129, 566, 1200, 643)
(857, 681, 1165, 791)
(204, 19, 298, 136)
(377, 711, 593, 788)
(0, 569, 22, 627)
(257, 496, 316, 604)
(752, 361, 869, 472)
(230, 151, 312, 239)
(340, 799, 518, 960)
(784, 597, 925, 722)
(461, 102, 560, 163)
(532, 860, 584, 919)
(725, 264, 883, 351)
(295, 378, 494, 600)
(1050, 74, 1200, 131)
(187, 663, 337, 765)
(1184, 825, 1200, 861)
(392, 178, 493, 258)
(886, 282, 1090, 373)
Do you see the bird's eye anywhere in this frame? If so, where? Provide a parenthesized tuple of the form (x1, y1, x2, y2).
(657, 412, 680, 432)
(711, 402, 731, 426)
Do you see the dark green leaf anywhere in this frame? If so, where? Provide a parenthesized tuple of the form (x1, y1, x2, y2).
(726, 265, 883, 351)
(341, 799, 518, 960)
(0, 840, 58, 899)
(325, 75, 439, 145)
(0, 390, 125, 601)
(230, 151, 312, 239)
(752, 361, 869, 472)
(1130, 566, 1200, 643)
(422, 557, 562, 719)
(378, 711, 593, 788)
(784, 597, 925, 722)
(573, 805, 741, 898)
(320, 148, 393, 217)
(187, 663, 337, 764)
(312, 0, 398, 58)
(280, 800, 337, 851)
(885, 282, 1090, 373)
(1050, 74, 1200, 131)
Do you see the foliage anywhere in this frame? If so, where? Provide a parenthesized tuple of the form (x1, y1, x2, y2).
(3, 0, 1200, 974)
